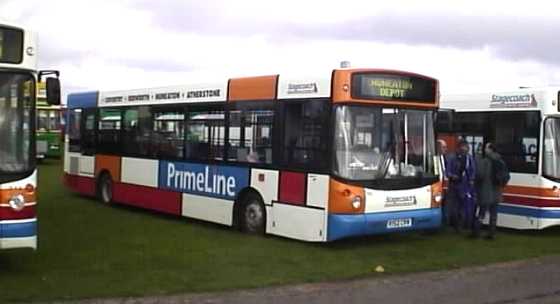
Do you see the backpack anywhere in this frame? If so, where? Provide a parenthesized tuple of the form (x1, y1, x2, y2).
(491, 158, 510, 187)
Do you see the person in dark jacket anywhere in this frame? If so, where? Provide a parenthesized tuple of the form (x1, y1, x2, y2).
(446, 140, 476, 232)
(472, 142, 504, 239)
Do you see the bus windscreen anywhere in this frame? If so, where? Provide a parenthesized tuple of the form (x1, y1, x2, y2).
(352, 73, 436, 102)
(0, 27, 23, 64)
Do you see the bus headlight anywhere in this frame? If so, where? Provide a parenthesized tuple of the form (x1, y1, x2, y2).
(434, 193, 443, 204)
(351, 196, 362, 210)
(8, 194, 26, 211)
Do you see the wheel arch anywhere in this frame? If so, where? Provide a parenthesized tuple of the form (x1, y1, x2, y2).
(232, 186, 266, 230)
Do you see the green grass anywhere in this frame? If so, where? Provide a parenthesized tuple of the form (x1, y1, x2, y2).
(1, 159, 560, 302)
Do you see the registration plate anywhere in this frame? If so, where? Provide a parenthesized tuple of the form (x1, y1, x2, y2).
(386, 218, 412, 229)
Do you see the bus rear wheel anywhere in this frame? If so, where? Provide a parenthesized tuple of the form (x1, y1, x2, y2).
(98, 173, 113, 204)
(240, 193, 265, 234)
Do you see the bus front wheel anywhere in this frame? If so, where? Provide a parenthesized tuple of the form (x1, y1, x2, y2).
(98, 173, 113, 204)
(240, 193, 265, 234)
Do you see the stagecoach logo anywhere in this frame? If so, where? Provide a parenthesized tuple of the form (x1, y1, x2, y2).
(384, 195, 417, 207)
(287, 83, 318, 94)
(490, 94, 538, 108)
(159, 161, 249, 200)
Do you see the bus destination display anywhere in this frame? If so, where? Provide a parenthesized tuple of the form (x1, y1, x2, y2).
(352, 73, 436, 102)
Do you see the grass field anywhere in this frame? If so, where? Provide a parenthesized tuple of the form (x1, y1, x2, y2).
(1, 160, 560, 302)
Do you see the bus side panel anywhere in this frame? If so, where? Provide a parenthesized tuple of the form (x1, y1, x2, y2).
(250, 169, 279, 234)
(95, 155, 121, 183)
(182, 193, 233, 226)
(266, 171, 329, 242)
(496, 176, 560, 229)
(121, 157, 159, 188)
(64, 174, 96, 196)
(269, 203, 326, 242)
(536, 217, 560, 229)
(113, 182, 182, 216)
(493, 211, 540, 229)
(250, 169, 278, 206)
(65, 152, 94, 177)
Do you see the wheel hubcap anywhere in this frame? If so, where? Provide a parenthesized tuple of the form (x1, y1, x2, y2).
(102, 179, 112, 202)
(245, 202, 263, 231)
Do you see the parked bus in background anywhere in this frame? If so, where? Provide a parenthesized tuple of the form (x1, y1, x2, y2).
(36, 81, 63, 159)
(64, 68, 442, 242)
(0, 20, 60, 249)
(438, 87, 560, 230)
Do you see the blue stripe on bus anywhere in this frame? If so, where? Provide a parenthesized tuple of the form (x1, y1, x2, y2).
(327, 208, 441, 241)
(0, 220, 37, 238)
(498, 203, 560, 219)
(67, 91, 98, 109)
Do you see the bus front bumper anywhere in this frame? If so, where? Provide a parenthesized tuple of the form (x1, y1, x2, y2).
(327, 208, 441, 241)
(0, 219, 37, 250)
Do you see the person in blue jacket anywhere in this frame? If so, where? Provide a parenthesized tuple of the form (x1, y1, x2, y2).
(446, 140, 476, 232)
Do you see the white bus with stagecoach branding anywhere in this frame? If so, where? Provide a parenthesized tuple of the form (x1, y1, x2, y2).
(64, 68, 442, 242)
(0, 20, 60, 249)
(438, 87, 560, 230)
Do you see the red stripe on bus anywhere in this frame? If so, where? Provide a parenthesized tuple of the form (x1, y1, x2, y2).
(503, 195, 560, 208)
(64, 174, 96, 196)
(113, 183, 182, 216)
(0, 205, 36, 220)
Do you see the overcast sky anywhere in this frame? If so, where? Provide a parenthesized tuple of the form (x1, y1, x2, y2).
(2, 0, 560, 98)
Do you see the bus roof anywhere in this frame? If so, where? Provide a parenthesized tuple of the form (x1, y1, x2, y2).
(441, 86, 560, 114)
(67, 91, 99, 109)
(67, 68, 439, 108)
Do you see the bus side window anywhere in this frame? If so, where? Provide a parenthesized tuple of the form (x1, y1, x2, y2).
(281, 99, 329, 171)
(68, 108, 82, 152)
(228, 107, 274, 164)
(153, 108, 184, 159)
(97, 108, 122, 154)
(185, 109, 225, 161)
(491, 111, 540, 174)
(81, 108, 96, 155)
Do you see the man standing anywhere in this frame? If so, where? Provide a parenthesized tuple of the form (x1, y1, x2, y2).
(437, 139, 449, 225)
(446, 140, 476, 232)
(472, 142, 508, 239)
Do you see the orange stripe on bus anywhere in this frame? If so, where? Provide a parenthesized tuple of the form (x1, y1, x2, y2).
(95, 154, 121, 182)
(503, 185, 560, 198)
(228, 75, 278, 101)
(0, 188, 36, 206)
(328, 178, 365, 214)
(332, 69, 439, 108)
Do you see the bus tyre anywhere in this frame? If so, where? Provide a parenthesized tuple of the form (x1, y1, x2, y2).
(98, 173, 113, 204)
(241, 193, 265, 234)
